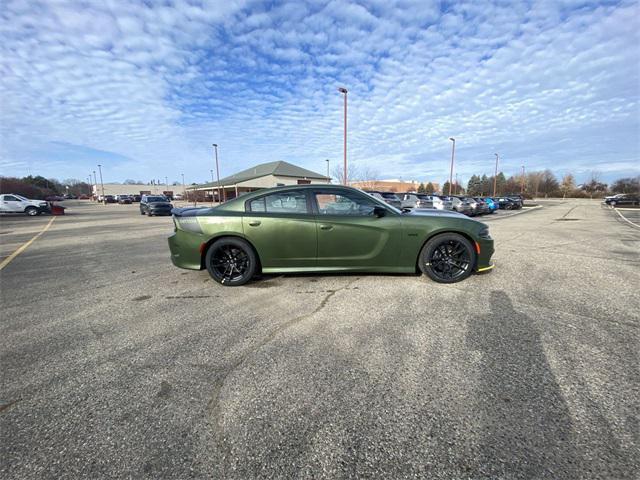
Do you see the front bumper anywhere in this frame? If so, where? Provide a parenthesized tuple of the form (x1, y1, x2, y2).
(150, 208, 172, 216)
(475, 238, 495, 272)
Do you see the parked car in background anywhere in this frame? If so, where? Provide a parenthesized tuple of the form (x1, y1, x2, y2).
(168, 184, 494, 286)
(481, 197, 499, 212)
(399, 193, 431, 209)
(472, 198, 491, 215)
(130, 194, 141, 202)
(103, 195, 116, 203)
(446, 196, 475, 216)
(116, 195, 132, 204)
(604, 194, 640, 207)
(364, 191, 402, 209)
(0, 194, 49, 216)
(496, 197, 517, 209)
(173, 193, 184, 201)
(45, 195, 65, 202)
(140, 195, 173, 216)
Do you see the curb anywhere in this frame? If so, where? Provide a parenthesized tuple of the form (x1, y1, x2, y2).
(609, 205, 640, 229)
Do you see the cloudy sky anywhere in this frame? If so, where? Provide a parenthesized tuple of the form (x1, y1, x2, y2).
(1, 0, 638, 186)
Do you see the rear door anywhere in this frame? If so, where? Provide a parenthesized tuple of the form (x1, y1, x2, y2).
(311, 189, 401, 268)
(242, 190, 317, 269)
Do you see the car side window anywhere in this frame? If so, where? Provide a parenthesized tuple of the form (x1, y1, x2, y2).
(249, 191, 309, 214)
(4, 195, 19, 201)
(315, 192, 377, 216)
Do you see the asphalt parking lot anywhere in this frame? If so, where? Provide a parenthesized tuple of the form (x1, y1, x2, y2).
(1, 199, 639, 479)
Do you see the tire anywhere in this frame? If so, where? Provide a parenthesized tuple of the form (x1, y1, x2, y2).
(140, 210, 145, 215)
(419, 233, 476, 284)
(205, 237, 257, 286)
(610, 201, 616, 207)
(25, 206, 38, 216)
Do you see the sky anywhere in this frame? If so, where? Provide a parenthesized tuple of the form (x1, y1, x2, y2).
(1, 0, 639, 187)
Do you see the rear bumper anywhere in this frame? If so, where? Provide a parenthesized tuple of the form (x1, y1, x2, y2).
(168, 230, 205, 270)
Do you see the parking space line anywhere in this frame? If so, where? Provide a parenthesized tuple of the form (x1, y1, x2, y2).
(0, 217, 57, 271)
(610, 206, 640, 229)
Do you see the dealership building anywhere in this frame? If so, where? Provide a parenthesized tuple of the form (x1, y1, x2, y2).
(187, 161, 330, 201)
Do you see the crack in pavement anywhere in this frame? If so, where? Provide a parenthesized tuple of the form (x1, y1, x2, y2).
(203, 277, 361, 476)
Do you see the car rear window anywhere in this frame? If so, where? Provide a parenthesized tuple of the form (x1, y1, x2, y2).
(381, 193, 398, 199)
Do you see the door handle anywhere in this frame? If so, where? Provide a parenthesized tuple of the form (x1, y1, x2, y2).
(319, 224, 333, 230)
(248, 220, 261, 226)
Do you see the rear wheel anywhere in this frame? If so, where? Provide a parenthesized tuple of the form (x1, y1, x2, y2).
(25, 206, 38, 216)
(205, 237, 257, 286)
(419, 233, 476, 283)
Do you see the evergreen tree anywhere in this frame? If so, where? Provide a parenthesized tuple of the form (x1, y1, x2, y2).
(417, 182, 426, 193)
(425, 182, 435, 193)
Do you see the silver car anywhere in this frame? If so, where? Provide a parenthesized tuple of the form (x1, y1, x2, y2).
(364, 191, 402, 209)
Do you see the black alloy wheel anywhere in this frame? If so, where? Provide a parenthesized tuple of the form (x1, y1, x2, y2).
(205, 237, 257, 286)
(419, 233, 476, 283)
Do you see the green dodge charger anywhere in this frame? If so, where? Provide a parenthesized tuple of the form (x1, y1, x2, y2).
(168, 185, 494, 286)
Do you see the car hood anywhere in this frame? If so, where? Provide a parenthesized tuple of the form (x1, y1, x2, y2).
(404, 209, 466, 219)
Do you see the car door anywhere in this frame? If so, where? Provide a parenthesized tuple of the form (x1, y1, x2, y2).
(242, 190, 317, 269)
(312, 189, 401, 268)
(1, 195, 22, 212)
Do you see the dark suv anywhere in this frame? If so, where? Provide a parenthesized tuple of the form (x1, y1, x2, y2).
(140, 195, 173, 216)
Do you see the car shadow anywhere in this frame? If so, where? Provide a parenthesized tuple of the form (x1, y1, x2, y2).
(467, 290, 580, 478)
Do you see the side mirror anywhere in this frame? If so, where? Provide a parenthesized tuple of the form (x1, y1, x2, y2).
(373, 206, 386, 217)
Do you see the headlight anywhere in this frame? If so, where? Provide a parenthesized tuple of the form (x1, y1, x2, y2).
(39, 202, 47, 207)
(478, 227, 491, 239)
(175, 217, 203, 234)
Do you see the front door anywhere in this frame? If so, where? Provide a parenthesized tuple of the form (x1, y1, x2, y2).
(242, 190, 317, 270)
(0, 195, 24, 212)
(312, 189, 401, 268)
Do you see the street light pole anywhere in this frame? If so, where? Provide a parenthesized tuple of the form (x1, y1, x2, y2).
(97, 164, 105, 204)
(326, 159, 330, 183)
(210, 169, 215, 206)
(213, 143, 223, 203)
(92, 170, 97, 200)
(493, 153, 499, 197)
(448, 137, 455, 196)
(521, 165, 525, 194)
(181, 173, 186, 201)
(338, 87, 348, 185)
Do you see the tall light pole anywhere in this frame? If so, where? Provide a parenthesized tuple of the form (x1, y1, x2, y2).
(448, 137, 455, 196)
(181, 173, 186, 201)
(325, 159, 330, 183)
(338, 87, 348, 185)
(92, 170, 97, 200)
(521, 165, 525, 194)
(165, 176, 168, 193)
(213, 143, 224, 203)
(210, 169, 215, 206)
(97, 164, 105, 204)
(493, 153, 499, 197)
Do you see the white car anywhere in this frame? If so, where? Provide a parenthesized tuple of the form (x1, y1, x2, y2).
(0, 194, 49, 216)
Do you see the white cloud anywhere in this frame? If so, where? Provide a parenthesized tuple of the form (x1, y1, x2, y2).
(0, 0, 638, 185)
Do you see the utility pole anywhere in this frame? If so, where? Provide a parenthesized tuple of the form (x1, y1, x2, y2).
(493, 153, 499, 197)
(448, 138, 456, 195)
(338, 87, 348, 185)
(97, 164, 105, 204)
(92, 171, 97, 200)
(521, 165, 525, 194)
(181, 173, 186, 202)
(326, 159, 330, 183)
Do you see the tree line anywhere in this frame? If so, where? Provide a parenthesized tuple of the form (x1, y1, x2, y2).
(418, 171, 638, 199)
(0, 176, 93, 199)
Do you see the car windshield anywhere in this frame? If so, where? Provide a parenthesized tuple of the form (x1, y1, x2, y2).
(146, 197, 166, 202)
(381, 193, 398, 199)
(14, 194, 28, 201)
(416, 195, 431, 200)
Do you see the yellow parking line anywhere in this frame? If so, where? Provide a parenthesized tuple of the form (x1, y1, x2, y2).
(0, 217, 56, 271)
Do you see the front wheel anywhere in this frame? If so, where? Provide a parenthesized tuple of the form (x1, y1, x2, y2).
(205, 238, 257, 286)
(25, 206, 38, 216)
(419, 233, 476, 283)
